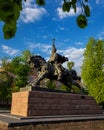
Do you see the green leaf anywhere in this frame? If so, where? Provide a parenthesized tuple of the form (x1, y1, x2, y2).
(0, 5, 13, 22)
(66, 2, 71, 12)
(72, 4, 76, 13)
(0, 1, 22, 39)
(36, 0, 45, 6)
(72, 0, 77, 4)
(76, 14, 87, 28)
(13, 2, 21, 20)
(85, 0, 88, 2)
(84, 5, 90, 17)
(62, 2, 67, 12)
(62, 2, 71, 12)
(3, 22, 17, 39)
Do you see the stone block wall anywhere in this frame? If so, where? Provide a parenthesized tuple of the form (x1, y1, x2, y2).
(11, 91, 102, 116)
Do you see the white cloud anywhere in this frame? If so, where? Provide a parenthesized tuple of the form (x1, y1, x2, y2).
(57, 25, 65, 31)
(62, 47, 85, 74)
(52, 17, 57, 21)
(2, 45, 20, 56)
(97, 31, 104, 39)
(57, 7, 81, 19)
(96, 0, 100, 4)
(60, 27, 64, 30)
(63, 47, 84, 59)
(75, 41, 83, 45)
(27, 42, 51, 54)
(96, 0, 104, 6)
(20, 0, 47, 23)
(43, 35, 48, 39)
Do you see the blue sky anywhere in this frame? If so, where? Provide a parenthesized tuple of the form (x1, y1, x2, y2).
(0, 0, 104, 73)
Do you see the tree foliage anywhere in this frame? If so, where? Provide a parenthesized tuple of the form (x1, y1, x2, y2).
(60, 84, 71, 92)
(67, 61, 74, 70)
(0, 50, 32, 105)
(81, 38, 104, 104)
(0, 0, 90, 39)
(46, 80, 56, 89)
(0, 57, 19, 104)
(10, 60, 30, 87)
(0, 72, 14, 102)
(9, 50, 31, 88)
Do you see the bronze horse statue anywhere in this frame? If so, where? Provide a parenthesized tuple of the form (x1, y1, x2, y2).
(27, 55, 82, 91)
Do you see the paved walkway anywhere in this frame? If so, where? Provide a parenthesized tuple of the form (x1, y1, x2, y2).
(0, 110, 104, 127)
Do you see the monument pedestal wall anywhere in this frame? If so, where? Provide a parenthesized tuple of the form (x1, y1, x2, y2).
(11, 90, 102, 116)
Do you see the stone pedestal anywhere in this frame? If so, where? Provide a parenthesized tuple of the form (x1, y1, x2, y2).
(11, 90, 102, 117)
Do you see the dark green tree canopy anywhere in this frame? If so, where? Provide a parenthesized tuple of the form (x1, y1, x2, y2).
(0, 0, 90, 39)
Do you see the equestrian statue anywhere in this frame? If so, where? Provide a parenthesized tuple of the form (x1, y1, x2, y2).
(27, 40, 82, 91)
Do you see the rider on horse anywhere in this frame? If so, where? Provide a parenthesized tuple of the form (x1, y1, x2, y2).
(48, 39, 68, 80)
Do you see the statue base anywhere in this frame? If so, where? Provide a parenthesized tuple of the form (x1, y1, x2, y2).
(11, 89, 102, 117)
